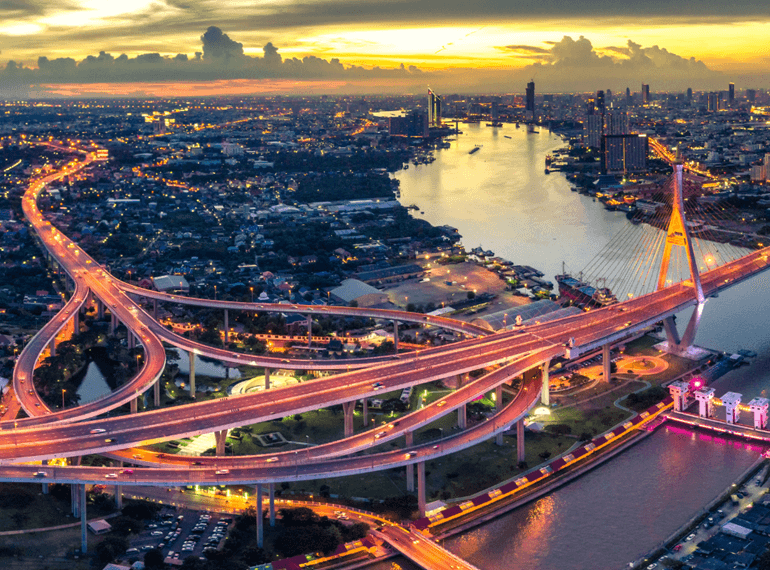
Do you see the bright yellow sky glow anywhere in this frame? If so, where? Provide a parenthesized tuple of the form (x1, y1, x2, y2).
(0, 0, 768, 95)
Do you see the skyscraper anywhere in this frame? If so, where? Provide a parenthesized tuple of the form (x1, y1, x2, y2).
(728, 83, 735, 106)
(602, 134, 648, 174)
(606, 89, 613, 106)
(707, 92, 720, 112)
(686, 88, 693, 102)
(428, 89, 442, 127)
(747, 89, 757, 103)
(596, 90, 605, 115)
(525, 81, 535, 119)
(626, 87, 632, 106)
(642, 84, 650, 105)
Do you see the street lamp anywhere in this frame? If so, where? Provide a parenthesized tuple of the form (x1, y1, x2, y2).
(250, 287, 254, 303)
(214, 285, 217, 300)
(62, 389, 66, 409)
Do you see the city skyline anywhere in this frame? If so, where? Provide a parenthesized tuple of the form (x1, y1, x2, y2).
(2, 0, 769, 97)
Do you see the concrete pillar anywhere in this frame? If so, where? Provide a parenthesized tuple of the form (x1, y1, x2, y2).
(73, 310, 80, 334)
(110, 313, 116, 334)
(668, 380, 690, 412)
(71, 484, 79, 517)
(97, 300, 104, 320)
(130, 397, 138, 414)
(264, 367, 270, 390)
(189, 351, 196, 398)
(256, 483, 263, 548)
(153, 299, 157, 319)
(457, 405, 467, 430)
(41, 460, 49, 494)
(393, 320, 399, 353)
(362, 398, 368, 426)
(307, 315, 312, 346)
(602, 344, 611, 382)
(517, 419, 526, 464)
(127, 332, 135, 349)
(49, 338, 56, 358)
(455, 374, 463, 390)
(750, 398, 770, 430)
(224, 309, 229, 345)
(495, 385, 504, 446)
(405, 431, 414, 492)
(695, 388, 716, 418)
(154, 379, 160, 407)
(115, 461, 123, 509)
(722, 392, 742, 425)
(342, 402, 355, 438)
(80, 484, 87, 554)
(215, 430, 227, 456)
(541, 360, 550, 407)
(417, 461, 426, 517)
(269, 483, 276, 527)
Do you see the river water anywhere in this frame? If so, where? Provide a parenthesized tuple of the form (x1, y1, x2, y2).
(373, 124, 770, 570)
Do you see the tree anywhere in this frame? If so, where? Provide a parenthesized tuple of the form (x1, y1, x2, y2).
(95, 535, 129, 564)
(144, 548, 165, 569)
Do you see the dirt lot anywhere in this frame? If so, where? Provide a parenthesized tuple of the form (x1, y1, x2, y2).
(384, 261, 511, 309)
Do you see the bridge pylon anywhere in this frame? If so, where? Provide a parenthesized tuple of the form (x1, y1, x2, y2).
(656, 163, 704, 304)
(657, 164, 706, 356)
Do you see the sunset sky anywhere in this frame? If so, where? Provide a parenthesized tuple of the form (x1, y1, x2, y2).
(2, 0, 769, 97)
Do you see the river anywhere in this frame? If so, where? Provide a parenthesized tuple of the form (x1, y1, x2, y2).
(369, 123, 770, 570)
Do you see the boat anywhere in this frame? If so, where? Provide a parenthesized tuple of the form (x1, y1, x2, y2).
(469, 146, 481, 155)
(555, 263, 617, 308)
(504, 135, 512, 139)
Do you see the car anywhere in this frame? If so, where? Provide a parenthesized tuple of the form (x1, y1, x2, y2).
(673, 544, 683, 551)
(405, 451, 417, 458)
(141, 545, 154, 551)
(33, 471, 48, 478)
(372, 382, 384, 390)
(104, 473, 117, 479)
(432, 445, 439, 449)
(412, 539, 420, 544)
(646, 564, 657, 570)
(266, 457, 278, 463)
(685, 533, 696, 541)
(126, 548, 139, 555)
(436, 401, 447, 407)
(105, 438, 117, 443)
(192, 461, 203, 466)
(215, 469, 229, 475)
(374, 431, 387, 439)
(151, 531, 164, 536)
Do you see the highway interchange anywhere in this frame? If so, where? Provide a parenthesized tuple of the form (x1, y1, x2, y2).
(3, 142, 770, 492)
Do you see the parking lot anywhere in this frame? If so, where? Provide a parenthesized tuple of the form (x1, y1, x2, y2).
(121, 506, 232, 564)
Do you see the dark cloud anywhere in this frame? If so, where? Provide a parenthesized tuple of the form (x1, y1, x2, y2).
(0, 26, 424, 90)
(0, 0, 79, 17)
(498, 45, 550, 54)
(201, 26, 245, 60)
(514, 35, 719, 91)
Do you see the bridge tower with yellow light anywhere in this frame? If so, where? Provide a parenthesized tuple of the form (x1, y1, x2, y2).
(657, 163, 706, 355)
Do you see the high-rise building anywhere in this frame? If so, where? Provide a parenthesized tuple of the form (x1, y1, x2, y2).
(605, 112, 629, 135)
(606, 89, 613, 106)
(525, 81, 535, 118)
(586, 115, 603, 149)
(626, 87, 632, 105)
(728, 83, 735, 106)
(686, 88, 693, 102)
(596, 90, 605, 115)
(389, 109, 428, 137)
(602, 134, 648, 174)
(747, 89, 757, 103)
(707, 92, 720, 112)
(642, 84, 650, 105)
(428, 89, 442, 127)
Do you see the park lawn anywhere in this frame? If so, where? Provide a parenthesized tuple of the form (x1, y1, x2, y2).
(287, 429, 574, 502)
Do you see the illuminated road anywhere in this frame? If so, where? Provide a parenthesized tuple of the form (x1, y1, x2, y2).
(373, 526, 481, 570)
(2, 142, 768, 489)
